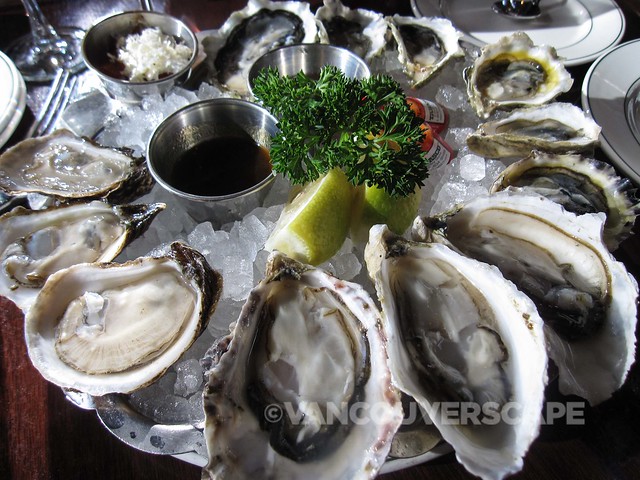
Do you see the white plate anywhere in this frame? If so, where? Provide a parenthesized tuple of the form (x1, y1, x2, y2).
(0, 50, 27, 150)
(411, 0, 625, 66)
(581, 39, 640, 186)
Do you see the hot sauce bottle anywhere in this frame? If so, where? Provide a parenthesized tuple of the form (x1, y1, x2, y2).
(407, 97, 450, 136)
(418, 121, 453, 170)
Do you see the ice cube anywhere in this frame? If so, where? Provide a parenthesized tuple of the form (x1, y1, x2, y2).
(436, 85, 466, 111)
(459, 154, 486, 181)
(188, 222, 216, 256)
(174, 358, 203, 397)
(445, 127, 474, 151)
(208, 298, 244, 337)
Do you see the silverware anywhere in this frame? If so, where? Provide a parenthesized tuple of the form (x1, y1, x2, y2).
(26, 68, 79, 138)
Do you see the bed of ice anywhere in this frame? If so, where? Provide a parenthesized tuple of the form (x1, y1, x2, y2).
(62, 42, 507, 427)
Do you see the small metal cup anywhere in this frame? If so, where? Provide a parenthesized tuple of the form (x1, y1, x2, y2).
(82, 11, 198, 103)
(247, 43, 371, 96)
(147, 98, 279, 225)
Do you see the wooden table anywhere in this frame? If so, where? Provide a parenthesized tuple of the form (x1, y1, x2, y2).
(1, 1, 639, 479)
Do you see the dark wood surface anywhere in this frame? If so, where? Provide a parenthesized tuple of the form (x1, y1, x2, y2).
(1, 1, 640, 479)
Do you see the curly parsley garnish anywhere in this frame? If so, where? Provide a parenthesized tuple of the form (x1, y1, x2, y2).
(252, 66, 428, 197)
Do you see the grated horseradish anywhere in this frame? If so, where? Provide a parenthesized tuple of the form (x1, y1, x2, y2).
(115, 27, 192, 82)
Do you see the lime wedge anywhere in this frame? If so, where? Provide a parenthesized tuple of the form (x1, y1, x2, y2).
(265, 168, 354, 265)
(351, 184, 422, 243)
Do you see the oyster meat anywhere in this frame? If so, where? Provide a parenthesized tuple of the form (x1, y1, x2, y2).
(465, 33, 573, 118)
(466, 103, 602, 158)
(202, 251, 403, 479)
(25, 241, 222, 396)
(388, 14, 463, 88)
(0, 129, 153, 203)
(413, 191, 638, 406)
(0, 200, 164, 314)
(365, 225, 547, 480)
(203, 0, 320, 96)
(490, 151, 640, 250)
(315, 0, 389, 62)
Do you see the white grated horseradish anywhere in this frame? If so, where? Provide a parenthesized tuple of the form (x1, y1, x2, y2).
(115, 27, 192, 82)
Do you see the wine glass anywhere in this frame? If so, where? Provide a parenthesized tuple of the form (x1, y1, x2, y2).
(5, 0, 86, 83)
(492, 0, 542, 18)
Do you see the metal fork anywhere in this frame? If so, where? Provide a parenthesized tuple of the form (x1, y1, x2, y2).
(26, 68, 79, 138)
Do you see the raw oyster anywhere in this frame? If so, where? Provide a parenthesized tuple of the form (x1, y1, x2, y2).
(202, 251, 403, 479)
(25, 242, 222, 396)
(315, 0, 389, 62)
(0, 200, 165, 314)
(490, 151, 640, 250)
(467, 103, 601, 158)
(465, 33, 573, 118)
(0, 129, 153, 203)
(203, 0, 320, 96)
(365, 225, 547, 480)
(413, 191, 638, 406)
(387, 14, 463, 88)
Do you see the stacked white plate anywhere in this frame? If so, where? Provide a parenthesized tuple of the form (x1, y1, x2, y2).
(582, 39, 640, 186)
(0, 50, 27, 150)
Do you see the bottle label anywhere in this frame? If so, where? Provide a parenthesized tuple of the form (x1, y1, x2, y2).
(419, 122, 453, 169)
(407, 97, 449, 135)
(424, 137, 452, 169)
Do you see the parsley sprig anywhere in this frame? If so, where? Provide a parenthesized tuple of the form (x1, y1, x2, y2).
(252, 66, 428, 197)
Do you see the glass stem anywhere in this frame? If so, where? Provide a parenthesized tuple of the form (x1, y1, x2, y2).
(21, 0, 62, 43)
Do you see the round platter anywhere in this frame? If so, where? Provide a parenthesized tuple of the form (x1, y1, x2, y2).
(411, 0, 625, 66)
(581, 38, 640, 186)
(46, 4, 627, 478)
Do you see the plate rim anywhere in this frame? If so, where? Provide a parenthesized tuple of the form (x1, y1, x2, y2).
(410, 0, 626, 66)
(581, 38, 640, 186)
(0, 51, 27, 150)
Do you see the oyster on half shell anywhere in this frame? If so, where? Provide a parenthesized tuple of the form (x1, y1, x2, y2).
(315, 0, 389, 62)
(202, 251, 403, 479)
(366, 225, 547, 480)
(413, 191, 638, 406)
(490, 151, 640, 251)
(0, 129, 153, 204)
(466, 103, 601, 158)
(25, 242, 222, 396)
(203, 0, 320, 97)
(388, 14, 463, 88)
(465, 33, 573, 118)
(0, 200, 165, 314)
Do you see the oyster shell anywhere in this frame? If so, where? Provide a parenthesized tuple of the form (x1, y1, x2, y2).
(203, 0, 320, 96)
(202, 251, 402, 479)
(365, 225, 547, 480)
(0, 200, 165, 314)
(490, 151, 640, 250)
(467, 103, 601, 158)
(388, 14, 463, 88)
(413, 191, 638, 406)
(0, 129, 153, 203)
(315, 0, 389, 62)
(465, 33, 573, 118)
(25, 241, 222, 396)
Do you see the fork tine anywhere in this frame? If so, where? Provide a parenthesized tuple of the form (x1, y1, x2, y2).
(27, 69, 79, 138)
(40, 74, 79, 136)
(27, 69, 68, 138)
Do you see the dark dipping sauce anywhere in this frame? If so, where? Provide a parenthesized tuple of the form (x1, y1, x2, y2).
(169, 136, 272, 196)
